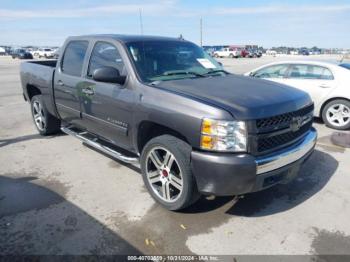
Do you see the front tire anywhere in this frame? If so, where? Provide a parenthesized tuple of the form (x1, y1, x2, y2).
(31, 95, 61, 135)
(140, 135, 199, 210)
(322, 99, 350, 130)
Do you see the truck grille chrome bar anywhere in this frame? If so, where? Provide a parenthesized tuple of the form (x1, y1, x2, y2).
(61, 127, 139, 164)
(255, 128, 317, 174)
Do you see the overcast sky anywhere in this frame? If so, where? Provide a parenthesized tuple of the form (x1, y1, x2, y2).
(1, 0, 350, 48)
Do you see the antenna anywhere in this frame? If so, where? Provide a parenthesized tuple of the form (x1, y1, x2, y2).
(139, 8, 144, 35)
(200, 17, 203, 47)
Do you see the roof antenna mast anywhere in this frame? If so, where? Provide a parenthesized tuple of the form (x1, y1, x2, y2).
(139, 8, 144, 35)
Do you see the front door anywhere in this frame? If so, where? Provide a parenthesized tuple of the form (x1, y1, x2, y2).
(252, 64, 290, 84)
(80, 41, 136, 149)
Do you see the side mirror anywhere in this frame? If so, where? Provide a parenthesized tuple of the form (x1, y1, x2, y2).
(92, 66, 126, 85)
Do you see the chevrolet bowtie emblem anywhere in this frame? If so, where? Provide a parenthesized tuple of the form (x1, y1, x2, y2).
(290, 116, 303, 132)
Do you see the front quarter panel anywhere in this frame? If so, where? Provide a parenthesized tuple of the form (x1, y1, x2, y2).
(133, 83, 233, 151)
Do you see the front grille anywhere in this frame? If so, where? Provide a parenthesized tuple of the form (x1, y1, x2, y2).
(256, 104, 314, 133)
(257, 121, 312, 152)
(252, 104, 314, 155)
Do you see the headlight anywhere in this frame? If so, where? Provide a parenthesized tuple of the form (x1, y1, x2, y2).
(200, 118, 247, 152)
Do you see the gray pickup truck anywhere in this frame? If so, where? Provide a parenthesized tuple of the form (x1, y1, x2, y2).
(20, 35, 317, 210)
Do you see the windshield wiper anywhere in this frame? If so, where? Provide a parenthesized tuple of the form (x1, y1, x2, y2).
(202, 69, 229, 76)
(162, 70, 205, 77)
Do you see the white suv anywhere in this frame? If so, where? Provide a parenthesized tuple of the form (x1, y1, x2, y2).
(213, 48, 240, 58)
(34, 48, 55, 58)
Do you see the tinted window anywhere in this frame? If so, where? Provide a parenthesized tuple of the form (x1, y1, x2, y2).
(88, 42, 125, 77)
(61, 41, 89, 77)
(288, 65, 334, 80)
(126, 40, 222, 82)
(253, 64, 289, 78)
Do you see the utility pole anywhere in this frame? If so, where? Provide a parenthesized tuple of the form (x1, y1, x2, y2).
(139, 8, 144, 35)
(200, 17, 203, 47)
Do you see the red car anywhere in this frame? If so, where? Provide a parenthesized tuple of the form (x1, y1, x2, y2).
(241, 49, 249, 57)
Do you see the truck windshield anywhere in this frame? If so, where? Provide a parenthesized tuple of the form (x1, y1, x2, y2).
(126, 40, 223, 83)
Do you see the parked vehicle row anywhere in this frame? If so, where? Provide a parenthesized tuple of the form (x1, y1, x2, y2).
(11, 49, 33, 59)
(245, 61, 350, 130)
(32, 48, 55, 58)
(212, 48, 262, 59)
(20, 34, 316, 210)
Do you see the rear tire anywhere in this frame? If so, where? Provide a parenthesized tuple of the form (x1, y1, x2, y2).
(322, 99, 350, 130)
(140, 135, 200, 210)
(31, 95, 61, 135)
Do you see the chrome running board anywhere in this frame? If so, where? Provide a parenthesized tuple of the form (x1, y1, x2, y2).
(61, 126, 139, 164)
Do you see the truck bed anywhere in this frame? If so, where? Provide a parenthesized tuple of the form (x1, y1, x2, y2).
(26, 60, 57, 67)
(20, 60, 58, 116)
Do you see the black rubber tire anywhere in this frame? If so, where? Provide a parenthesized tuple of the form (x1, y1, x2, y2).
(322, 99, 350, 130)
(140, 135, 200, 211)
(229, 54, 234, 58)
(31, 95, 61, 135)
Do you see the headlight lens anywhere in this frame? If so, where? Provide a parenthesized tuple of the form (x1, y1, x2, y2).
(200, 118, 247, 152)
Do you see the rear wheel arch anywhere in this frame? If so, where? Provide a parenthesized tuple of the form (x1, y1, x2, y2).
(26, 84, 41, 101)
(321, 97, 350, 130)
(320, 97, 350, 117)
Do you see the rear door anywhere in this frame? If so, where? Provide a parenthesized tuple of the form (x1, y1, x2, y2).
(283, 64, 337, 107)
(54, 40, 89, 126)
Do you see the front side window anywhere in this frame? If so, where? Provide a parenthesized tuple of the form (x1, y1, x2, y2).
(61, 41, 89, 77)
(126, 40, 223, 82)
(253, 64, 289, 78)
(288, 64, 334, 80)
(88, 42, 125, 77)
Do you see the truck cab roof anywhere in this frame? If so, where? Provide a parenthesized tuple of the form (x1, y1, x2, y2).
(68, 34, 187, 44)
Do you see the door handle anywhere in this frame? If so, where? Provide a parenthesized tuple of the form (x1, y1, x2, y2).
(57, 80, 64, 86)
(82, 88, 95, 96)
(319, 84, 330, 88)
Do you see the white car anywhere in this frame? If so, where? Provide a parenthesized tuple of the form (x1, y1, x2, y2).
(213, 48, 240, 58)
(34, 48, 55, 58)
(245, 61, 350, 130)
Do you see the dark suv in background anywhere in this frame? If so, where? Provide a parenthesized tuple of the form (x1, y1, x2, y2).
(11, 49, 33, 59)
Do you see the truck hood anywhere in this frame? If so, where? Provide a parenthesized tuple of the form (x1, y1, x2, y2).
(156, 74, 312, 120)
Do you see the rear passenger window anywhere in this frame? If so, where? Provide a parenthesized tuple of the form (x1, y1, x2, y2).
(311, 66, 334, 80)
(288, 65, 334, 80)
(61, 41, 89, 77)
(88, 42, 125, 77)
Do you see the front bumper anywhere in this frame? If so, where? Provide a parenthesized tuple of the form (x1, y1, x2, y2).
(191, 128, 317, 196)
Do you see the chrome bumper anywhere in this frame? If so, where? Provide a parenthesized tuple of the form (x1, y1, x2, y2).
(256, 128, 317, 174)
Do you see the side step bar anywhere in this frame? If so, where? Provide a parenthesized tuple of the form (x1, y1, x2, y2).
(61, 127, 139, 164)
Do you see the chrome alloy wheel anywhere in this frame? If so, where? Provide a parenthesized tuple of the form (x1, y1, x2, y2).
(33, 100, 46, 131)
(146, 147, 183, 203)
(326, 104, 350, 128)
